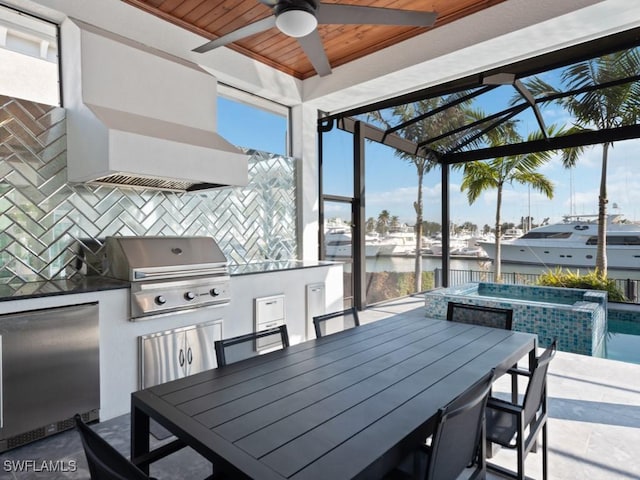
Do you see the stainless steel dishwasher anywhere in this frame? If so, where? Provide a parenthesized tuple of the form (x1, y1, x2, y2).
(0, 302, 100, 452)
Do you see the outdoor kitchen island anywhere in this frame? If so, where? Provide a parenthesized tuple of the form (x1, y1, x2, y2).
(0, 260, 343, 439)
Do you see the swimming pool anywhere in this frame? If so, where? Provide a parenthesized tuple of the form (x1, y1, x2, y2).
(424, 282, 608, 357)
(605, 306, 640, 365)
(425, 282, 640, 364)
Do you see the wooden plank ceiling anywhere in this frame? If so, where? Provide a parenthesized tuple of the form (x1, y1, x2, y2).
(122, 0, 506, 79)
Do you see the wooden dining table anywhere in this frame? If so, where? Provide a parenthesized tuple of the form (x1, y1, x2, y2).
(131, 314, 537, 480)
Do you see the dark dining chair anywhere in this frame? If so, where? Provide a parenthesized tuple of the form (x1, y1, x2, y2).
(447, 301, 518, 408)
(447, 302, 514, 330)
(75, 414, 154, 480)
(313, 307, 360, 338)
(485, 339, 557, 480)
(386, 369, 495, 480)
(214, 324, 290, 367)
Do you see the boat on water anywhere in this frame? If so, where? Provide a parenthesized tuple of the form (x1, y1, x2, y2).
(324, 227, 381, 258)
(479, 214, 640, 270)
(431, 233, 491, 258)
(451, 245, 489, 258)
(377, 228, 419, 256)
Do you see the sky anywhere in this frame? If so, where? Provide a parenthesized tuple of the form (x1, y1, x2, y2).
(318, 67, 640, 231)
(218, 81, 640, 233)
(329, 132, 640, 231)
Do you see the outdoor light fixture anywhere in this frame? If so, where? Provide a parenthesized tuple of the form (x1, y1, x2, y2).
(276, 8, 318, 37)
(192, 0, 436, 77)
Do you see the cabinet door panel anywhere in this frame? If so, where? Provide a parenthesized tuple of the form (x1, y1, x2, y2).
(184, 321, 221, 376)
(140, 331, 185, 389)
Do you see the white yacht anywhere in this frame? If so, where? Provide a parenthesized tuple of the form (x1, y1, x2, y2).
(378, 228, 418, 256)
(431, 234, 490, 257)
(479, 214, 640, 270)
(324, 227, 381, 258)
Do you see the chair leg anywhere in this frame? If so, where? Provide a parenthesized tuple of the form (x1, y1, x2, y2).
(511, 363, 519, 404)
(517, 414, 525, 480)
(479, 418, 486, 474)
(542, 421, 548, 480)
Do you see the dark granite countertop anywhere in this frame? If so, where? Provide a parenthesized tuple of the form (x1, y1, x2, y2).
(229, 260, 341, 276)
(0, 277, 130, 302)
(0, 261, 341, 301)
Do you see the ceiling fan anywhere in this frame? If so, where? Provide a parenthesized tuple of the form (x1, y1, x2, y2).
(192, 0, 437, 77)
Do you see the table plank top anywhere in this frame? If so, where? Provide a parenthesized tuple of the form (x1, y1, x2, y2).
(132, 315, 536, 480)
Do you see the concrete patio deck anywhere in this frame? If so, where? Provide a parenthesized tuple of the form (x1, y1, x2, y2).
(1, 295, 638, 479)
(364, 295, 640, 480)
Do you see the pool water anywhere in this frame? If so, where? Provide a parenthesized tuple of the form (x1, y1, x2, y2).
(606, 319, 640, 365)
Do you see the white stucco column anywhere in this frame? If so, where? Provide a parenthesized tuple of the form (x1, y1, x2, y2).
(291, 102, 320, 261)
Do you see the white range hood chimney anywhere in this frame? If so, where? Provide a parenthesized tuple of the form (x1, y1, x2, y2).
(61, 20, 248, 192)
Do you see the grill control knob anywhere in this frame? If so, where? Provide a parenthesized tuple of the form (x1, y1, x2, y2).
(184, 291, 196, 301)
(155, 295, 166, 305)
(210, 288, 221, 297)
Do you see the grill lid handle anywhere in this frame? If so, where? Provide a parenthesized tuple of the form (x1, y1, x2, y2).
(133, 266, 227, 280)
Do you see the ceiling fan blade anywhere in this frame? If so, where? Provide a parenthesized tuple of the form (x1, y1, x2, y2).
(192, 16, 277, 53)
(317, 4, 437, 27)
(258, 0, 278, 5)
(297, 29, 332, 77)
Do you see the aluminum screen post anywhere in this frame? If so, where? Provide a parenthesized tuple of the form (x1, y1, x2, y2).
(354, 120, 366, 310)
(441, 162, 450, 288)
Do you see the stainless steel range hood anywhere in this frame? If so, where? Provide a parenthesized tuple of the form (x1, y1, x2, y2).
(62, 20, 248, 192)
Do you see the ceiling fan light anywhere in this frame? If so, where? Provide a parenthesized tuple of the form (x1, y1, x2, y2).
(276, 9, 317, 38)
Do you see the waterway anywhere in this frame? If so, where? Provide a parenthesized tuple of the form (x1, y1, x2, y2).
(362, 255, 640, 282)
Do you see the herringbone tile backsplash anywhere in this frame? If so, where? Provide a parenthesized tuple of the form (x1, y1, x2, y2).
(0, 95, 298, 283)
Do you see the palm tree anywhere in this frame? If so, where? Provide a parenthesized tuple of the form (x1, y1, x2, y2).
(376, 210, 391, 236)
(522, 48, 640, 274)
(460, 129, 555, 281)
(366, 217, 376, 234)
(368, 97, 471, 291)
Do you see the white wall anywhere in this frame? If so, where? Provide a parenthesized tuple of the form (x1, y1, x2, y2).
(0, 48, 58, 104)
(291, 102, 322, 260)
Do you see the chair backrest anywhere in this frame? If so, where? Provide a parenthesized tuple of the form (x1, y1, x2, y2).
(522, 339, 557, 426)
(74, 414, 150, 480)
(313, 307, 360, 338)
(426, 370, 495, 480)
(446, 302, 513, 330)
(214, 324, 289, 367)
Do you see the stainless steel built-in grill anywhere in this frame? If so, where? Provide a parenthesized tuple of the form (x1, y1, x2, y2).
(104, 236, 231, 320)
